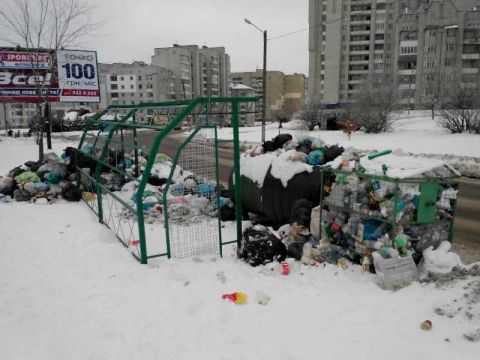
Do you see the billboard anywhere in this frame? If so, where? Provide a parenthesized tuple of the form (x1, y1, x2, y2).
(0, 48, 99, 103)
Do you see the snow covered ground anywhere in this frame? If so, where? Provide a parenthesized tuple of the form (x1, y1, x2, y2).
(1, 134, 480, 359)
(214, 111, 480, 158)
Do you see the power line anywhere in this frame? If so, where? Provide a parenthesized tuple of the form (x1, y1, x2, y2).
(268, 0, 403, 41)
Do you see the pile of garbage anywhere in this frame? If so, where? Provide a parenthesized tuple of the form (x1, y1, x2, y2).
(0, 152, 82, 204)
(73, 145, 225, 226)
(235, 132, 461, 291)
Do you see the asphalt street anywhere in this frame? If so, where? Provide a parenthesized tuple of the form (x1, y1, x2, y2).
(133, 130, 480, 263)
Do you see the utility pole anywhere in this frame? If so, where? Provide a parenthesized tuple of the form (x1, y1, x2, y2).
(45, 102, 52, 149)
(262, 29, 267, 143)
(245, 18, 267, 142)
(2, 103, 7, 134)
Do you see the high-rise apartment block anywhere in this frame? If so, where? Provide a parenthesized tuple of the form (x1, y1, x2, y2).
(151, 44, 230, 100)
(308, 0, 480, 108)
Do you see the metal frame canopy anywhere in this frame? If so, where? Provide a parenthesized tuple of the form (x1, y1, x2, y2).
(77, 96, 258, 264)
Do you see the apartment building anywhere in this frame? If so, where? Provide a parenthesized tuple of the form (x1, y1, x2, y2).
(0, 102, 97, 129)
(231, 70, 307, 120)
(308, 0, 480, 107)
(230, 84, 256, 126)
(99, 61, 175, 106)
(151, 44, 230, 100)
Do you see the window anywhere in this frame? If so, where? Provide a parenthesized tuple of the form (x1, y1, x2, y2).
(138, 84, 142, 90)
(130, 85, 134, 89)
(138, 75, 142, 81)
(147, 83, 153, 89)
(121, 85, 125, 89)
(110, 84, 118, 90)
(426, 44, 436, 53)
(376, 23, 385, 30)
(130, 76, 133, 80)
(120, 76, 124, 81)
(445, 58, 454, 66)
(110, 75, 117, 81)
(374, 53, 384, 60)
(425, 29, 436, 38)
(447, 28, 457, 37)
(424, 59, 436, 68)
(111, 93, 118, 98)
(446, 43, 455, 52)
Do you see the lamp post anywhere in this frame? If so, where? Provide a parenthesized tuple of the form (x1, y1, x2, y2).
(245, 18, 267, 143)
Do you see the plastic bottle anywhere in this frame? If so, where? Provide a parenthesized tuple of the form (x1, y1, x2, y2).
(260, 261, 291, 276)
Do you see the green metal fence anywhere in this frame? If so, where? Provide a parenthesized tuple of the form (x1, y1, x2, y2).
(316, 167, 459, 263)
(76, 97, 258, 264)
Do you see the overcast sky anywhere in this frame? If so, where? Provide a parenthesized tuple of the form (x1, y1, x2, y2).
(88, 0, 309, 74)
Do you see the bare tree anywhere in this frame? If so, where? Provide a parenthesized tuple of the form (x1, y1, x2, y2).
(300, 100, 323, 130)
(0, 0, 98, 160)
(421, 72, 447, 120)
(439, 78, 480, 134)
(349, 73, 398, 133)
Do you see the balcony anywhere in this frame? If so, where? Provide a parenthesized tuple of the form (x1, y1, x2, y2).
(462, 67, 479, 74)
(463, 36, 480, 44)
(350, 38, 370, 45)
(349, 50, 370, 56)
(462, 53, 480, 59)
(398, 69, 416, 75)
(349, 69, 370, 74)
(350, 30, 371, 35)
(349, 59, 370, 65)
(398, 83, 416, 90)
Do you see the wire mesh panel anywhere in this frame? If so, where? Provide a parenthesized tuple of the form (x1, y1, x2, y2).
(165, 127, 221, 258)
(319, 170, 459, 264)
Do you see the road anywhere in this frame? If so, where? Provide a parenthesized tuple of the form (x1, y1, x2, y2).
(136, 131, 480, 263)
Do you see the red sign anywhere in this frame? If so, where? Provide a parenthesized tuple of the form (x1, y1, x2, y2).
(0, 48, 100, 103)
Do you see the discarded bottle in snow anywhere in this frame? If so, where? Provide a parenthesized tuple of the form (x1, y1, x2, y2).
(260, 261, 292, 276)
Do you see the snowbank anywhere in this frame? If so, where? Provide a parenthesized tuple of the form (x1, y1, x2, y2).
(420, 241, 464, 276)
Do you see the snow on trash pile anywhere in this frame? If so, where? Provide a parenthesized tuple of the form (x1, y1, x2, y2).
(327, 149, 460, 178)
(240, 152, 275, 187)
(270, 150, 313, 187)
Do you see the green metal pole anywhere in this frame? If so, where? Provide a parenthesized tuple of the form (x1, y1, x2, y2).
(391, 180, 400, 240)
(232, 101, 243, 248)
(133, 113, 139, 178)
(319, 170, 325, 240)
(136, 99, 200, 263)
(214, 126, 223, 257)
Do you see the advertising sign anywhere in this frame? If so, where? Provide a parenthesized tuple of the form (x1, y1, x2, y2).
(0, 48, 99, 103)
(57, 49, 100, 102)
(0, 49, 59, 102)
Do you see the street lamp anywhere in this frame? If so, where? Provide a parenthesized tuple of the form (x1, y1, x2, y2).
(244, 18, 267, 143)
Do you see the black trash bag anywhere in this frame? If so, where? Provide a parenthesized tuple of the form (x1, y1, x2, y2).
(24, 161, 42, 172)
(287, 241, 305, 261)
(8, 166, 26, 179)
(272, 133, 292, 150)
(14, 189, 32, 202)
(62, 183, 82, 202)
(64, 147, 102, 174)
(220, 205, 236, 221)
(262, 141, 276, 153)
(237, 225, 287, 267)
(323, 145, 344, 163)
(290, 199, 314, 228)
(147, 176, 168, 187)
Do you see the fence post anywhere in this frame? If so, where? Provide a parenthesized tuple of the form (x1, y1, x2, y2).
(232, 101, 243, 248)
